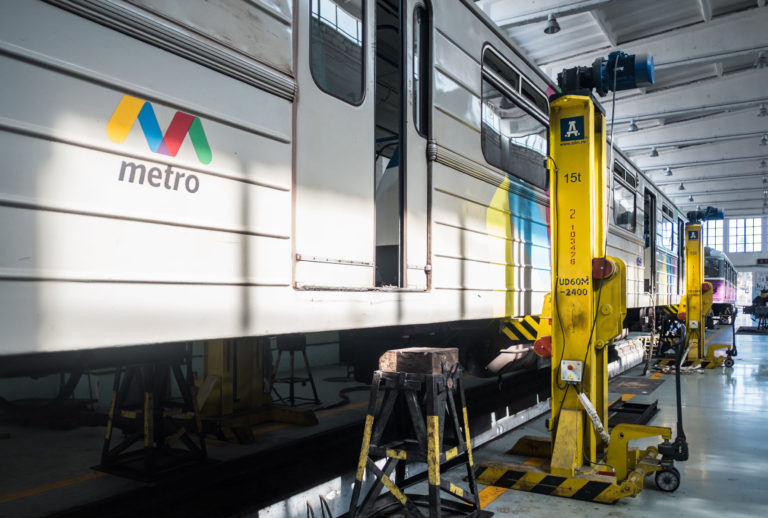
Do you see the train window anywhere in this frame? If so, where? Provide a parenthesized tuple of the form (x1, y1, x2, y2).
(481, 51, 548, 190)
(660, 217, 674, 251)
(310, 0, 365, 105)
(521, 78, 549, 115)
(614, 162, 637, 188)
(612, 178, 636, 232)
(413, 4, 429, 136)
(484, 50, 520, 90)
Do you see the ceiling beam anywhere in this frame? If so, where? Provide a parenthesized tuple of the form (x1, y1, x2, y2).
(477, 0, 613, 28)
(647, 158, 767, 181)
(654, 171, 768, 186)
(605, 68, 768, 124)
(665, 186, 765, 198)
(590, 10, 616, 46)
(635, 138, 768, 171)
(615, 108, 768, 150)
(540, 7, 768, 69)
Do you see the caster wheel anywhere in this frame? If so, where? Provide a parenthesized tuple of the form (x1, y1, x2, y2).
(655, 467, 681, 492)
(724, 358, 735, 368)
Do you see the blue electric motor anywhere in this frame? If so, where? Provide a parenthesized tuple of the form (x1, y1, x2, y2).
(557, 51, 654, 97)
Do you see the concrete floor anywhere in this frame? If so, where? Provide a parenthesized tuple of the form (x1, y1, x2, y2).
(2, 319, 767, 517)
(443, 317, 768, 517)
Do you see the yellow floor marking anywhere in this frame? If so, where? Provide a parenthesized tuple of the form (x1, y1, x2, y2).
(0, 471, 105, 505)
(316, 400, 369, 419)
(621, 393, 635, 401)
(523, 457, 546, 467)
(478, 486, 508, 508)
(649, 372, 664, 380)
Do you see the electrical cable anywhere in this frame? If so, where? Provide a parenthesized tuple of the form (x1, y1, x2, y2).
(579, 55, 621, 392)
(546, 154, 569, 391)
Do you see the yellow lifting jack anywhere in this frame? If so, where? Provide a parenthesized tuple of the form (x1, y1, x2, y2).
(474, 52, 688, 502)
(677, 211, 737, 369)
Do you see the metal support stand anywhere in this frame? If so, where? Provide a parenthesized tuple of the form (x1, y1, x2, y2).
(96, 344, 208, 481)
(271, 334, 321, 407)
(348, 348, 487, 518)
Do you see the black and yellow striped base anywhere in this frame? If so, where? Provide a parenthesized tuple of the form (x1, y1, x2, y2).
(659, 305, 680, 316)
(474, 465, 632, 504)
(502, 316, 542, 342)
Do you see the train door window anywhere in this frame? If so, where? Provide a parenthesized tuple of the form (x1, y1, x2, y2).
(660, 217, 673, 251)
(612, 177, 636, 232)
(310, 0, 365, 104)
(374, 0, 404, 286)
(643, 190, 657, 293)
(413, 4, 429, 136)
(481, 49, 548, 190)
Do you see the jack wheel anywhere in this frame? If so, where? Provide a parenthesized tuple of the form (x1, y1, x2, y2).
(724, 358, 735, 368)
(655, 467, 681, 492)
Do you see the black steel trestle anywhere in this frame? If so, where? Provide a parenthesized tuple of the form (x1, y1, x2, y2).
(348, 367, 487, 518)
(95, 344, 209, 481)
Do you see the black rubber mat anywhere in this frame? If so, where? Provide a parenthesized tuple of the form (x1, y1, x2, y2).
(608, 376, 665, 395)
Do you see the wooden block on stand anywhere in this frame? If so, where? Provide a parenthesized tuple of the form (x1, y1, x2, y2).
(378, 347, 459, 374)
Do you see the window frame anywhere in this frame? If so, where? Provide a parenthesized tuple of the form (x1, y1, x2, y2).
(480, 45, 550, 191)
(309, 0, 366, 106)
(703, 219, 724, 252)
(412, 3, 431, 138)
(611, 175, 637, 233)
(728, 217, 762, 253)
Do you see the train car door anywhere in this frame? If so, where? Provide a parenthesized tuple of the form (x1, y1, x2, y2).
(643, 189, 657, 294)
(295, 0, 375, 289)
(372, 0, 430, 289)
(295, 0, 429, 289)
(402, 1, 430, 290)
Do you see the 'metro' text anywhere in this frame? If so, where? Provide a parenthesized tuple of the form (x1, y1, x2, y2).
(118, 161, 200, 193)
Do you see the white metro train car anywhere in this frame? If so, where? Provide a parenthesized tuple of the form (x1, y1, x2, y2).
(0, 1, 681, 377)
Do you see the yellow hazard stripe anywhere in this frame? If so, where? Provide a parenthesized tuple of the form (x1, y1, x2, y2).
(463, 407, 474, 467)
(448, 483, 464, 498)
(356, 414, 374, 481)
(478, 486, 507, 508)
(475, 466, 618, 502)
(427, 415, 440, 486)
(502, 326, 519, 341)
(445, 447, 458, 460)
(510, 322, 536, 341)
(380, 473, 408, 504)
(386, 448, 407, 460)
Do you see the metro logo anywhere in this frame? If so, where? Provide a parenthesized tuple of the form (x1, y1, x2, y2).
(107, 95, 212, 164)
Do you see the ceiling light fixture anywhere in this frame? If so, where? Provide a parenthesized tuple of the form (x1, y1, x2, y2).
(664, 167, 673, 176)
(762, 134, 768, 146)
(627, 119, 638, 132)
(544, 14, 561, 34)
(688, 195, 694, 202)
(759, 104, 768, 117)
(678, 182, 685, 191)
(762, 159, 768, 168)
(649, 146, 658, 157)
